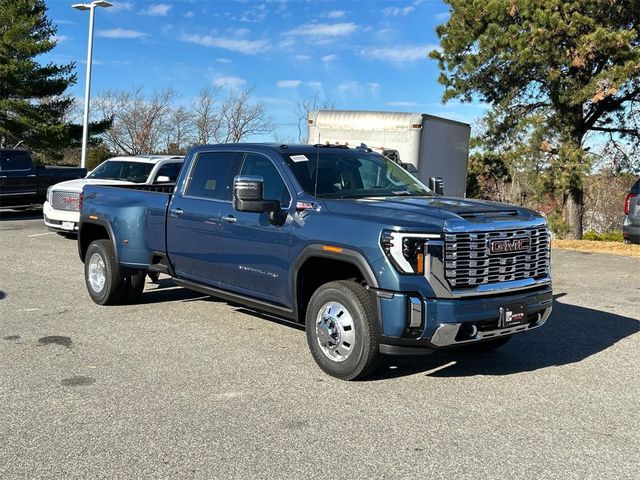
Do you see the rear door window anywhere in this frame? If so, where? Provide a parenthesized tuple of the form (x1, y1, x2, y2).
(154, 162, 182, 183)
(0, 151, 32, 171)
(185, 151, 243, 201)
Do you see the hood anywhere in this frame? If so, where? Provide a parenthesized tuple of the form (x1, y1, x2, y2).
(321, 196, 544, 231)
(49, 178, 134, 193)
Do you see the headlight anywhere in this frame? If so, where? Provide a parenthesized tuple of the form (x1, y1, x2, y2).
(381, 230, 437, 275)
(46, 186, 52, 204)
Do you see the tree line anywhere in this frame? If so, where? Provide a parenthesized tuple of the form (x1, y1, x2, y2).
(89, 86, 272, 156)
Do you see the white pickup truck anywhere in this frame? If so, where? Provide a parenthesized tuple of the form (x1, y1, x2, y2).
(43, 155, 183, 234)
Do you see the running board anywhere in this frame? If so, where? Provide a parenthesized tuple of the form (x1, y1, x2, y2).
(173, 278, 297, 321)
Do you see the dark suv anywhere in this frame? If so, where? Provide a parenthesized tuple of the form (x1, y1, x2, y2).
(623, 178, 640, 244)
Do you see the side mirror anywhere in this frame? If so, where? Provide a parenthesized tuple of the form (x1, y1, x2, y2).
(156, 175, 171, 183)
(429, 176, 445, 195)
(233, 176, 280, 213)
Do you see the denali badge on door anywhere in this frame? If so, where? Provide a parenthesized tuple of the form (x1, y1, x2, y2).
(499, 304, 527, 328)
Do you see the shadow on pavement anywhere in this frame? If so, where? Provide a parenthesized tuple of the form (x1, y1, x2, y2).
(0, 208, 42, 221)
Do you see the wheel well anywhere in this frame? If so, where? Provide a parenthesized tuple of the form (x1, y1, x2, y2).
(79, 223, 110, 262)
(296, 257, 367, 323)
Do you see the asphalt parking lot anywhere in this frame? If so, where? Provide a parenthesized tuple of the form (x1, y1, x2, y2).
(1, 211, 638, 480)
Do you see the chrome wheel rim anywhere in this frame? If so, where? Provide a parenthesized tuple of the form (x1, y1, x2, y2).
(88, 252, 106, 293)
(315, 302, 356, 362)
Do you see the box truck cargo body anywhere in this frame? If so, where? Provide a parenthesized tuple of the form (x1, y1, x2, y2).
(307, 110, 470, 197)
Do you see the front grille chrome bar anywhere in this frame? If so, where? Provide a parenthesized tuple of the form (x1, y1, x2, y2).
(444, 226, 550, 288)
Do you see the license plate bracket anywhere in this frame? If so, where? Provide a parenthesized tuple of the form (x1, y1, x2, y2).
(499, 304, 527, 328)
(61, 221, 75, 231)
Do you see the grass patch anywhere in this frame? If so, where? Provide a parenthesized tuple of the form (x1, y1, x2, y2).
(552, 240, 640, 258)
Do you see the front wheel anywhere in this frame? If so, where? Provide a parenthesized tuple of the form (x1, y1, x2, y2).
(305, 280, 380, 380)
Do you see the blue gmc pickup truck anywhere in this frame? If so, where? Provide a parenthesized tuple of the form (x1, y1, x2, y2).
(79, 144, 552, 380)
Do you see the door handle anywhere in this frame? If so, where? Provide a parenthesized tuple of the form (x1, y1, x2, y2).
(222, 215, 236, 223)
(169, 208, 183, 217)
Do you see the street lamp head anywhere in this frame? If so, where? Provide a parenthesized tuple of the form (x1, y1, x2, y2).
(72, 1, 112, 10)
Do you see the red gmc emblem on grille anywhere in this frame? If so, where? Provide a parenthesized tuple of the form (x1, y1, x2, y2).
(490, 237, 530, 254)
(62, 196, 79, 204)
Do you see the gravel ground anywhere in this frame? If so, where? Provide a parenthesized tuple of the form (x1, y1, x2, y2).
(1, 211, 638, 480)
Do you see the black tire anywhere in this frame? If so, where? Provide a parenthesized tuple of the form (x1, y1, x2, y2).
(84, 239, 126, 305)
(462, 335, 512, 352)
(305, 280, 380, 381)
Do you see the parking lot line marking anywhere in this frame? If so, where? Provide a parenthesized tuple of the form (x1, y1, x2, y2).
(28, 232, 56, 237)
(423, 361, 457, 375)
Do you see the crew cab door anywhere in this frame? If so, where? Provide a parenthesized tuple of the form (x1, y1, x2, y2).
(166, 151, 243, 285)
(0, 150, 37, 205)
(217, 152, 293, 306)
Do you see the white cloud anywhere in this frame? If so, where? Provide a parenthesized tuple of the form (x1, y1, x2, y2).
(337, 81, 380, 98)
(286, 23, 357, 38)
(142, 4, 172, 17)
(293, 54, 311, 61)
(96, 28, 149, 39)
(387, 101, 419, 108)
(322, 54, 338, 63)
(306, 81, 323, 89)
(326, 10, 346, 18)
(179, 34, 270, 54)
(105, 2, 133, 13)
(232, 28, 251, 37)
(184, 11, 195, 19)
(360, 44, 439, 64)
(367, 82, 381, 94)
(435, 12, 450, 21)
(213, 75, 246, 89)
(238, 4, 267, 23)
(53, 35, 69, 44)
(383, 6, 415, 16)
(277, 80, 302, 89)
(216, 58, 232, 64)
(54, 19, 75, 26)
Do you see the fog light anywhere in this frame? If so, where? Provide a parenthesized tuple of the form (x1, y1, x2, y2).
(459, 323, 478, 339)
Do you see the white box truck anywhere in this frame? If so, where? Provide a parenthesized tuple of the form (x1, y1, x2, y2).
(307, 110, 470, 197)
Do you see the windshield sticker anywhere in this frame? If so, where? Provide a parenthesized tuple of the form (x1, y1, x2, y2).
(290, 155, 309, 162)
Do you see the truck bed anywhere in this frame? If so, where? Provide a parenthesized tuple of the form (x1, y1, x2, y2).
(80, 183, 175, 268)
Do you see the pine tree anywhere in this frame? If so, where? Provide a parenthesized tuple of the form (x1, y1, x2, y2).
(431, 0, 640, 239)
(0, 0, 109, 159)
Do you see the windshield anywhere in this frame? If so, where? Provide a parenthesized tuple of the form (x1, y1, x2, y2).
(285, 150, 432, 199)
(88, 160, 154, 183)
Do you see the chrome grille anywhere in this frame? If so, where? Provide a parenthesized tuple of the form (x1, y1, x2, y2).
(444, 226, 550, 288)
(51, 191, 80, 211)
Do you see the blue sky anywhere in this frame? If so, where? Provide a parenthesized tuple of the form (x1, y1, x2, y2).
(44, 0, 488, 140)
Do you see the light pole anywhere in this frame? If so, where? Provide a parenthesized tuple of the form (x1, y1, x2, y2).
(72, 0, 112, 169)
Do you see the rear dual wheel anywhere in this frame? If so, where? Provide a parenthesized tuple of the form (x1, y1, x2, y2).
(85, 239, 145, 305)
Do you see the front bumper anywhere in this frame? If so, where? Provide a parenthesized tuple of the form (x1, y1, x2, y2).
(43, 201, 80, 232)
(375, 285, 553, 354)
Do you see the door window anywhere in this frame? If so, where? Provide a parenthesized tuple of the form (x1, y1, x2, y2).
(240, 153, 291, 207)
(185, 151, 243, 201)
(0, 151, 32, 171)
(154, 162, 182, 183)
